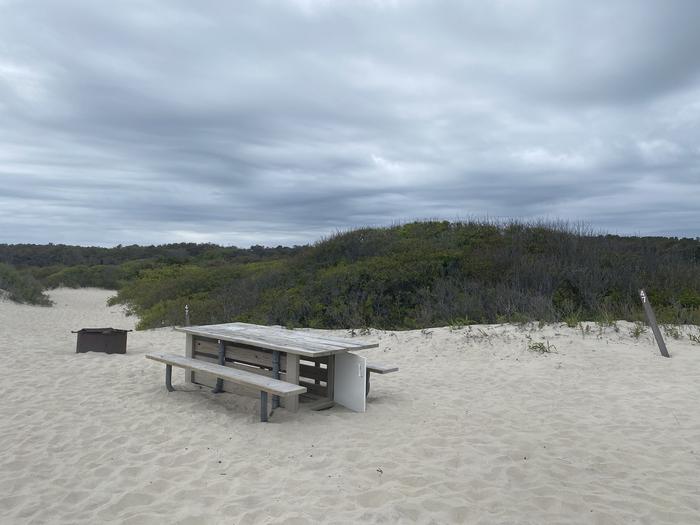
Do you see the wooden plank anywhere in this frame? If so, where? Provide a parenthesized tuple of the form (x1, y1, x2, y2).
(194, 353, 296, 399)
(300, 355, 329, 365)
(193, 352, 289, 380)
(145, 353, 306, 396)
(194, 339, 288, 369)
(192, 362, 287, 398)
(299, 363, 327, 382)
(285, 353, 300, 412)
(366, 362, 399, 374)
(192, 337, 300, 398)
(197, 334, 329, 369)
(639, 289, 670, 358)
(299, 379, 328, 397)
(156, 352, 303, 396)
(176, 322, 379, 357)
(226, 323, 363, 349)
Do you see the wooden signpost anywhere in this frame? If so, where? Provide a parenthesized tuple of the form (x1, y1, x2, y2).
(639, 289, 670, 358)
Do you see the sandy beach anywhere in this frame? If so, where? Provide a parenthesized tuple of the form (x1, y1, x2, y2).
(1, 288, 699, 524)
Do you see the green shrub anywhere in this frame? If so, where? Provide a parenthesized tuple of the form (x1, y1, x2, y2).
(679, 290, 700, 309)
(0, 263, 52, 305)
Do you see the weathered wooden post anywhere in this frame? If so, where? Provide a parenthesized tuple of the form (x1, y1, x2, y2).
(184, 304, 190, 327)
(639, 289, 670, 358)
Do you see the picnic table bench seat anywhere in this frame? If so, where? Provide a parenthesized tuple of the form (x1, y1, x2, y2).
(146, 352, 306, 422)
(365, 362, 398, 395)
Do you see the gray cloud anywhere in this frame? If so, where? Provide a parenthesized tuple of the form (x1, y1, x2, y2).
(1, 0, 699, 246)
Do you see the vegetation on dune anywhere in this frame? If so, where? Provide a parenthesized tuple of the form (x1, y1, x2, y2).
(2, 220, 699, 329)
(0, 242, 301, 268)
(2, 243, 302, 292)
(0, 263, 52, 305)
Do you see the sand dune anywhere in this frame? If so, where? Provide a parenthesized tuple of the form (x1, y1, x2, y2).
(1, 288, 699, 524)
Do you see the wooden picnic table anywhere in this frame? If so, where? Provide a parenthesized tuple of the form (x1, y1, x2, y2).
(175, 322, 379, 411)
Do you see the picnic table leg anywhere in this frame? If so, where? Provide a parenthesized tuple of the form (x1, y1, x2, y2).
(212, 339, 225, 393)
(185, 334, 195, 384)
(271, 351, 280, 409)
(327, 355, 335, 400)
(365, 370, 371, 397)
(165, 364, 175, 392)
(286, 353, 300, 412)
(260, 391, 269, 422)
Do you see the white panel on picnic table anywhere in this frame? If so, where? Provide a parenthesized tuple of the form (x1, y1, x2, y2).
(334, 352, 366, 413)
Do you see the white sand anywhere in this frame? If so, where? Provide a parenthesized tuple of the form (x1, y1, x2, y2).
(1, 288, 699, 524)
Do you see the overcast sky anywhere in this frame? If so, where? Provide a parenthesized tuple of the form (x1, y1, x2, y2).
(1, 0, 699, 247)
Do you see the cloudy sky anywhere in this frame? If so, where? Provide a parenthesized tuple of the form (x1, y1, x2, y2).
(1, 0, 699, 247)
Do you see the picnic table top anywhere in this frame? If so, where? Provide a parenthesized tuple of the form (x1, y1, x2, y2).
(175, 322, 379, 357)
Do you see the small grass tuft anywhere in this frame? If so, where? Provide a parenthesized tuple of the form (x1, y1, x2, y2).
(527, 336, 557, 354)
(449, 317, 476, 331)
(595, 318, 618, 336)
(629, 321, 647, 340)
(662, 324, 681, 340)
(563, 313, 581, 328)
(579, 323, 591, 338)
